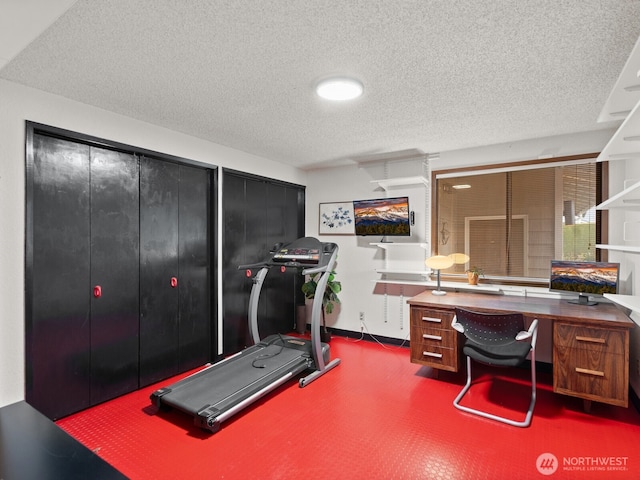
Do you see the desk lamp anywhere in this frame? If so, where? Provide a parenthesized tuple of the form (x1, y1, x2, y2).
(448, 253, 470, 267)
(425, 255, 455, 295)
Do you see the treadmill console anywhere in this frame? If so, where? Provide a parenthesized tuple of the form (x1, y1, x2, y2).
(239, 237, 337, 272)
(272, 247, 320, 264)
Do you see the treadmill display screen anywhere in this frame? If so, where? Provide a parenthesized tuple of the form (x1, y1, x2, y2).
(272, 248, 320, 264)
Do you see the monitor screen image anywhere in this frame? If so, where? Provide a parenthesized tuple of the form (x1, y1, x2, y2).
(352, 196, 410, 237)
(549, 260, 620, 305)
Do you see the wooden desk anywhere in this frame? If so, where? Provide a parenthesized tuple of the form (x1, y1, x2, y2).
(407, 291, 634, 408)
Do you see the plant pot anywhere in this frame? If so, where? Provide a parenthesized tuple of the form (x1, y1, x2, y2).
(320, 329, 332, 343)
(467, 272, 479, 285)
(295, 305, 307, 334)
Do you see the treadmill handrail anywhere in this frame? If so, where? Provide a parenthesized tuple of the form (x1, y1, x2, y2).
(237, 261, 269, 270)
(302, 264, 329, 276)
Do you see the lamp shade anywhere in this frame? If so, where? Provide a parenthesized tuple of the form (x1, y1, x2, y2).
(449, 253, 470, 265)
(425, 255, 455, 270)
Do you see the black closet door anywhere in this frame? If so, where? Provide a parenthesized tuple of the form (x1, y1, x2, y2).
(178, 165, 211, 371)
(89, 147, 140, 404)
(222, 173, 251, 352)
(259, 183, 300, 337)
(27, 135, 92, 420)
(139, 158, 180, 386)
(222, 172, 305, 354)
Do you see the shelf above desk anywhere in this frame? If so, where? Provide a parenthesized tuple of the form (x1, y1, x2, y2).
(371, 176, 428, 190)
(370, 242, 428, 249)
(376, 269, 430, 276)
(375, 278, 502, 293)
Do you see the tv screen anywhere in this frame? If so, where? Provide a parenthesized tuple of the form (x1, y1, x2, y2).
(352, 196, 410, 237)
(549, 260, 620, 305)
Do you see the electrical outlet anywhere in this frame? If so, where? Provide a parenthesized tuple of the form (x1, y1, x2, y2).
(359, 312, 365, 332)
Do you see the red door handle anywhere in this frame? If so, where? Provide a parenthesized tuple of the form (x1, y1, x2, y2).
(170, 277, 178, 288)
(93, 286, 102, 298)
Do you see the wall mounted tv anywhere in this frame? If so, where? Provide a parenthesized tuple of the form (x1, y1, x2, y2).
(549, 260, 620, 306)
(352, 196, 411, 237)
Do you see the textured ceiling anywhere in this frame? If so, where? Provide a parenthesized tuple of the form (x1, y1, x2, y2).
(2, 1, 640, 169)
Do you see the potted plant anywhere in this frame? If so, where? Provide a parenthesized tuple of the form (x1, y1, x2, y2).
(301, 269, 341, 342)
(466, 266, 484, 285)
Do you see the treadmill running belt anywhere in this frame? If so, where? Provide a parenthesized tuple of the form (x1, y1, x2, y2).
(161, 344, 309, 413)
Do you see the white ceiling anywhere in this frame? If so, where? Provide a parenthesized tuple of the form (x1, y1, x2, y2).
(2, 1, 640, 170)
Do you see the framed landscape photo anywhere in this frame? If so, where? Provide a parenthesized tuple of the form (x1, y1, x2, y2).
(318, 202, 355, 235)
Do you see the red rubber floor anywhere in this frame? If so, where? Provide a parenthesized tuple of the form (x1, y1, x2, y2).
(57, 336, 640, 479)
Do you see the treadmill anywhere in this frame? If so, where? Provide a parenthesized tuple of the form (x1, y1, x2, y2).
(150, 237, 341, 433)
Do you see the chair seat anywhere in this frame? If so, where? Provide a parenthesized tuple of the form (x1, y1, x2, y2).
(463, 338, 531, 367)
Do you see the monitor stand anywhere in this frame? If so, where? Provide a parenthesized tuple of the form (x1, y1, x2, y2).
(567, 293, 598, 306)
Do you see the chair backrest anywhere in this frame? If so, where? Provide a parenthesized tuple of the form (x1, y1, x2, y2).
(454, 307, 525, 346)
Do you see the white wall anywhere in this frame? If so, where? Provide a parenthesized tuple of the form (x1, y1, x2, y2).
(0, 79, 307, 408)
(305, 130, 620, 357)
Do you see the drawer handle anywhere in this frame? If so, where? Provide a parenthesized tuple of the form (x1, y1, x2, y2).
(423, 351, 443, 359)
(575, 367, 605, 377)
(422, 316, 442, 324)
(575, 336, 606, 344)
(423, 334, 442, 341)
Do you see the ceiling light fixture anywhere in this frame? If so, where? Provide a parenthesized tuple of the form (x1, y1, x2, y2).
(316, 77, 364, 101)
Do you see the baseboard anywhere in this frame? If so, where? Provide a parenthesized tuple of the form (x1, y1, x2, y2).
(325, 327, 409, 347)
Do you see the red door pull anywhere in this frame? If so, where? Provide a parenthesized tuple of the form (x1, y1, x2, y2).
(170, 277, 178, 288)
(93, 286, 102, 298)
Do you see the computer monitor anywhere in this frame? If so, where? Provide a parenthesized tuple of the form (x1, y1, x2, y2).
(549, 260, 620, 306)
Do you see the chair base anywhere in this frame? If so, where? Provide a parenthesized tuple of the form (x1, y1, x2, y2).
(453, 356, 536, 428)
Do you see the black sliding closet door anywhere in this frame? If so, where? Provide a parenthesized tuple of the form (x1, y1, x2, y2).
(177, 165, 211, 371)
(28, 128, 213, 419)
(27, 135, 140, 419)
(28, 135, 92, 419)
(90, 147, 140, 405)
(139, 158, 210, 387)
(139, 159, 180, 386)
(222, 172, 304, 354)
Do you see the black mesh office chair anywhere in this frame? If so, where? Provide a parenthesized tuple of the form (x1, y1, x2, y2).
(451, 307, 538, 427)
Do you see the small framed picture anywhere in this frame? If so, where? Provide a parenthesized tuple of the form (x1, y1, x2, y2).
(318, 202, 355, 235)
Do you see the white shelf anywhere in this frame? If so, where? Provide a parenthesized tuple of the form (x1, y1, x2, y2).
(598, 35, 640, 123)
(371, 176, 428, 190)
(370, 242, 428, 249)
(374, 278, 502, 293)
(596, 179, 640, 209)
(597, 98, 640, 163)
(604, 294, 640, 315)
(374, 279, 431, 286)
(376, 269, 430, 276)
(596, 244, 640, 253)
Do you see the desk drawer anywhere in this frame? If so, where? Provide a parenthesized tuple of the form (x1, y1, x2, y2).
(410, 306, 459, 372)
(410, 344, 458, 371)
(411, 308, 454, 328)
(554, 324, 626, 355)
(553, 322, 629, 407)
(553, 348, 628, 407)
(411, 323, 457, 348)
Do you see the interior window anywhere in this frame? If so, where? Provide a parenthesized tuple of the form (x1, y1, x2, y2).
(433, 156, 604, 282)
